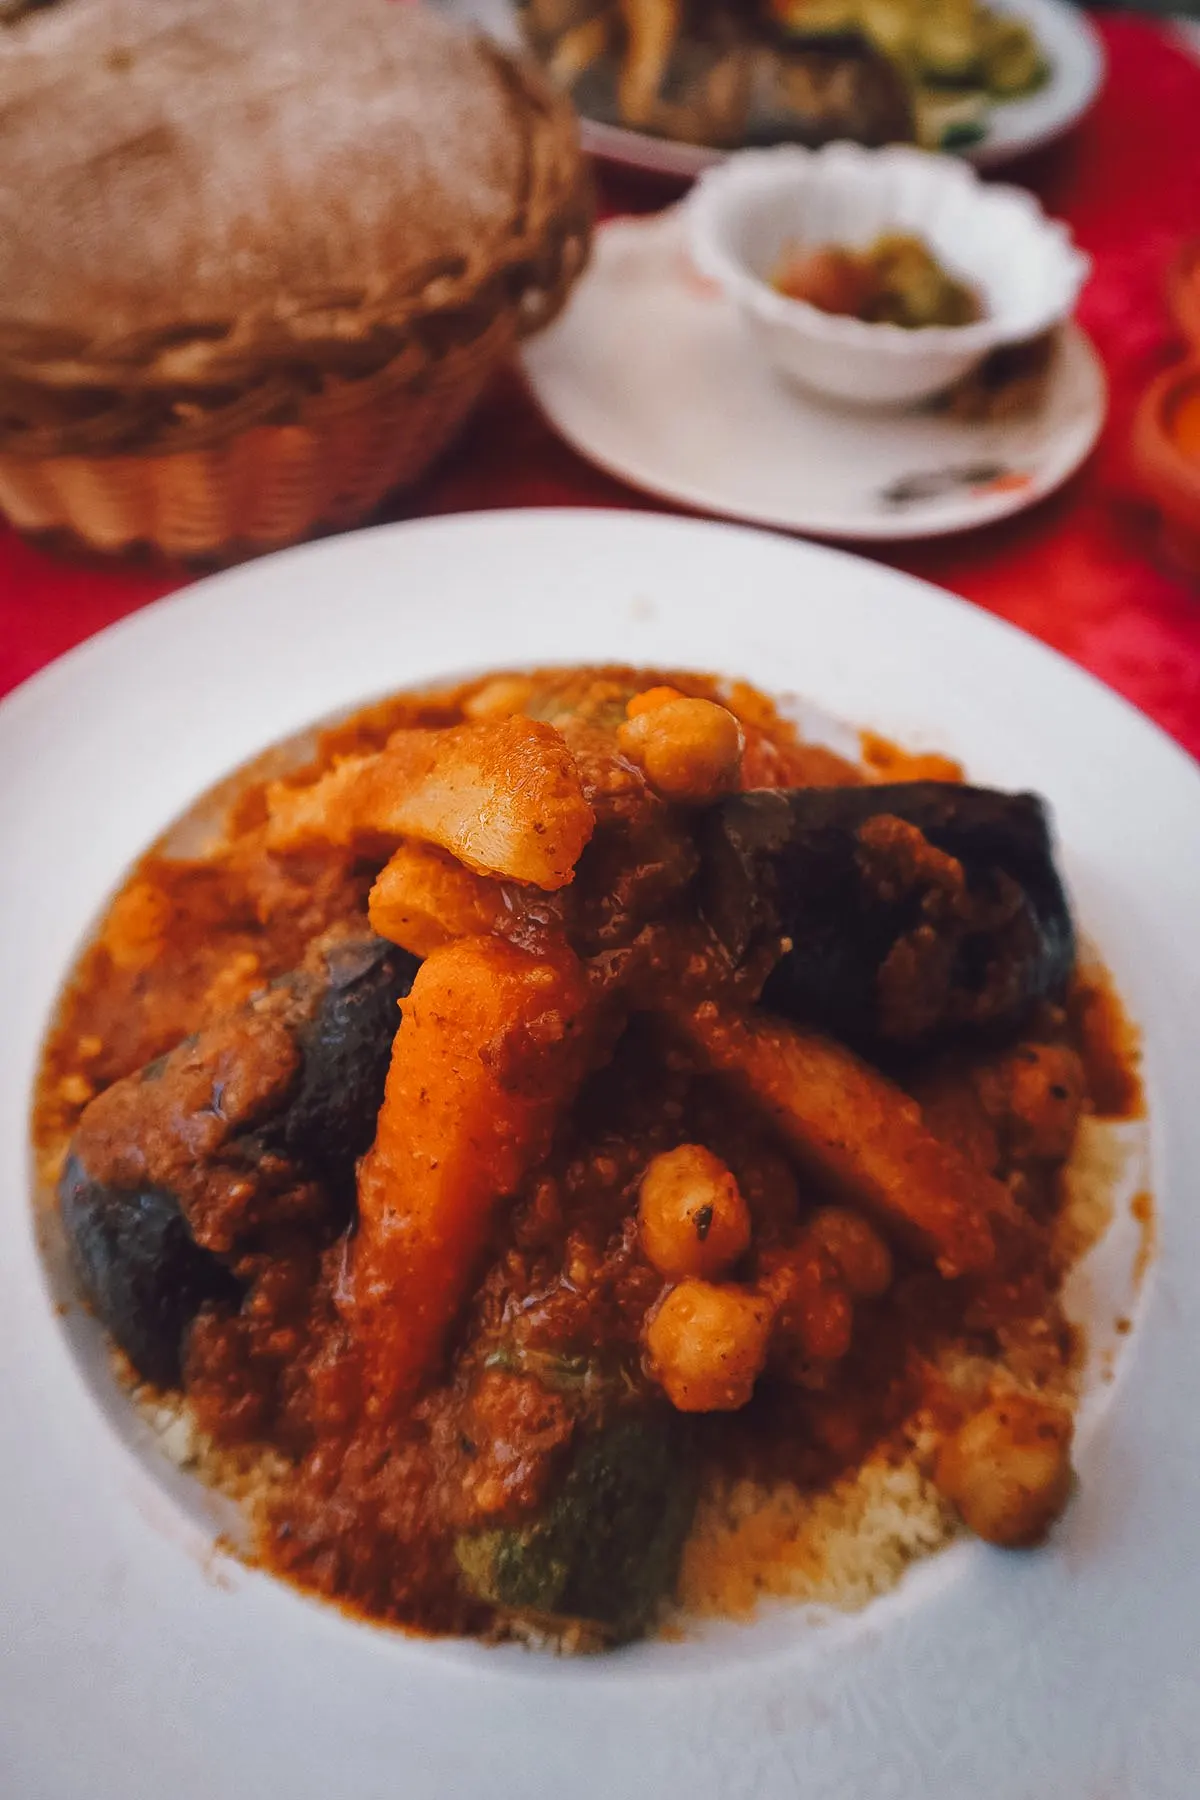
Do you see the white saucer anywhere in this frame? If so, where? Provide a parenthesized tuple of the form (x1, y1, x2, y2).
(521, 211, 1106, 541)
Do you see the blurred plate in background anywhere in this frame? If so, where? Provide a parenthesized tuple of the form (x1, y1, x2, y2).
(434, 0, 1104, 174)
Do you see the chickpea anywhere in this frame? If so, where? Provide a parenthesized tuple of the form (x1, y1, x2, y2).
(987, 1043, 1085, 1167)
(807, 1207, 893, 1299)
(57, 1072, 94, 1108)
(462, 675, 534, 720)
(645, 1279, 771, 1412)
(101, 879, 172, 972)
(625, 684, 685, 718)
(639, 1144, 751, 1280)
(934, 1394, 1074, 1547)
(759, 1237, 853, 1369)
(617, 696, 744, 803)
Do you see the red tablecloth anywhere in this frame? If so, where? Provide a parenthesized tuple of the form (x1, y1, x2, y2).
(2, 14, 1198, 757)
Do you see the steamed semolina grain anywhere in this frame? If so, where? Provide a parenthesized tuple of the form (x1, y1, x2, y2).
(678, 1452, 956, 1618)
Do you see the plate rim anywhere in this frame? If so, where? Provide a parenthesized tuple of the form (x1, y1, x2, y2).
(3, 508, 1199, 1800)
(0, 503, 1166, 752)
(521, 214, 1107, 543)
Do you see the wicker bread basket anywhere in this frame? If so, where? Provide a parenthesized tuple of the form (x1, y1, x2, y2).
(0, 0, 591, 561)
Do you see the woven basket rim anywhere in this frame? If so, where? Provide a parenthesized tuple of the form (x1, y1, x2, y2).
(0, 305, 518, 563)
(0, 42, 591, 458)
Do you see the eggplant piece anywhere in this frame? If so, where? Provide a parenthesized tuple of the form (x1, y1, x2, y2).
(456, 1411, 698, 1645)
(60, 929, 418, 1386)
(258, 933, 419, 1198)
(701, 783, 1075, 1053)
(60, 1156, 241, 1388)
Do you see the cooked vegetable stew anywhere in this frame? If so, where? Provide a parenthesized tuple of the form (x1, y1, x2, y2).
(772, 233, 982, 328)
(35, 666, 1141, 1648)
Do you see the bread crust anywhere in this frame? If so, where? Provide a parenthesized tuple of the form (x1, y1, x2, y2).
(0, 0, 589, 454)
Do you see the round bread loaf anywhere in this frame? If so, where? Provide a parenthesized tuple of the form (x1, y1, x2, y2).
(0, 0, 589, 450)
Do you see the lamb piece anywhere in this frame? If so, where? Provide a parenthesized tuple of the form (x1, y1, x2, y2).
(701, 783, 1075, 1054)
(455, 1410, 698, 1645)
(60, 930, 417, 1385)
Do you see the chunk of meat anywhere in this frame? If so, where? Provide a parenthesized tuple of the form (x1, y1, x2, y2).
(65, 931, 417, 1255)
(349, 937, 596, 1415)
(67, 1004, 304, 1255)
(266, 717, 595, 891)
(673, 1001, 1002, 1277)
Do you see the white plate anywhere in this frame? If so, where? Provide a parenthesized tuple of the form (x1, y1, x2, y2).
(435, 0, 1105, 173)
(522, 211, 1105, 540)
(2, 509, 1198, 1800)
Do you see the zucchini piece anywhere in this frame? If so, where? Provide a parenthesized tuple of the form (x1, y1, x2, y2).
(939, 114, 988, 149)
(913, 0, 984, 81)
(915, 85, 987, 148)
(867, 233, 980, 328)
(858, 0, 917, 64)
(456, 1412, 698, 1645)
(777, 0, 860, 36)
(917, 27, 982, 83)
(983, 17, 1046, 96)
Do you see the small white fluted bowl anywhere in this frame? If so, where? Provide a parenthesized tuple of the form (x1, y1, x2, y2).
(685, 143, 1090, 409)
